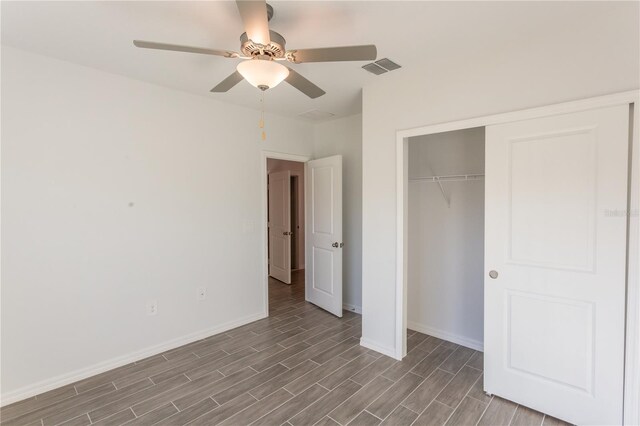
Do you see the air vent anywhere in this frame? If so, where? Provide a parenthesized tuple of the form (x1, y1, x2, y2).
(362, 63, 387, 75)
(375, 58, 401, 71)
(298, 110, 336, 121)
(362, 58, 402, 75)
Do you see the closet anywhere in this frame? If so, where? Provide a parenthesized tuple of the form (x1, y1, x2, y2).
(407, 127, 485, 350)
(400, 98, 634, 425)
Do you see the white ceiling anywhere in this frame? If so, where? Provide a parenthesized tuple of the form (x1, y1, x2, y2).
(1, 1, 635, 120)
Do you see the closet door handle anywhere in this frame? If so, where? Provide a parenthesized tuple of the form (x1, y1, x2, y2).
(489, 270, 499, 279)
(332, 242, 339, 248)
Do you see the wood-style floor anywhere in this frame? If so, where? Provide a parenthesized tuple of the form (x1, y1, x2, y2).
(1, 271, 569, 426)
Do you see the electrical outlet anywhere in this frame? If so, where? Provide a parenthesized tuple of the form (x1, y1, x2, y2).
(197, 287, 206, 301)
(146, 300, 158, 316)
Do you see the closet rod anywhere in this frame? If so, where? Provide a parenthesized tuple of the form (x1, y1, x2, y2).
(409, 173, 485, 183)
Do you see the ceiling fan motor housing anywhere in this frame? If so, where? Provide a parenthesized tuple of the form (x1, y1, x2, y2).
(240, 30, 286, 59)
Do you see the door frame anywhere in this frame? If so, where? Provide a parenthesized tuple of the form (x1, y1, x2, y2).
(261, 151, 311, 315)
(394, 90, 640, 424)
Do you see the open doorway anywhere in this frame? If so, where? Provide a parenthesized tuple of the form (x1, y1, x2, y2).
(406, 127, 485, 352)
(266, 158, 305, 286)
(262, 152, 344, 319)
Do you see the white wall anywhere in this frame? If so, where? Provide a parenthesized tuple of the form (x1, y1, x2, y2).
(266, 159, 305, 269)
(0, 47, 314, 401)
(407, 128, 485, 349)
(361, 3, 640, 355)
(314, 114, 363, 312)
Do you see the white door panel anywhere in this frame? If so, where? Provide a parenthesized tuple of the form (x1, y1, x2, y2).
(269, 170, 291, 284)
(306, 156, 343, 317)
(485, 105, 629, 425)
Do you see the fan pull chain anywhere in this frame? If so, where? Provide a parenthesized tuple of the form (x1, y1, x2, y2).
(259, 91, 266, 141)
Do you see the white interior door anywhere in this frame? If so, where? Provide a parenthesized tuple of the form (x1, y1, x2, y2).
(268, 170, 291, 284)
(305, 155, 343, 317)
(484, 105, 629, 425)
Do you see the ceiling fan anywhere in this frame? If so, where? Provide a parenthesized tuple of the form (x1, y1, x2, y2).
(133, 0, 377, 99)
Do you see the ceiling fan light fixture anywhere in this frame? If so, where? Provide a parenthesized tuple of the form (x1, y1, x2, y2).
(237, 59, 289, 91)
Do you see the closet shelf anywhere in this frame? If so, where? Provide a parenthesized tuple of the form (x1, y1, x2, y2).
(409, 173, 484, 182)
(409, 174, 484, 208)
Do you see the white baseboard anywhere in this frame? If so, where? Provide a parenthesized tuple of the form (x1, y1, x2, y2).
(342, 303, 362, 314)
(360, 337, 399, 360)
(0, 311, 267, 406)
(407, 321, 484, 352)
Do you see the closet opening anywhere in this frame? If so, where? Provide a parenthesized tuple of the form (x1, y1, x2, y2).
(394, 94, 638, 424)
(406, 127, 486, 354)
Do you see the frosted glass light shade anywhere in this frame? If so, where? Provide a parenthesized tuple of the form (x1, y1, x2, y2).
(237, 59, 289, 90)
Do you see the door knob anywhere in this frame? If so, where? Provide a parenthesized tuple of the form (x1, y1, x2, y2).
(489, 270, 499, 279)
(283, 231, 292, 236)
(332, 242, 339, 248)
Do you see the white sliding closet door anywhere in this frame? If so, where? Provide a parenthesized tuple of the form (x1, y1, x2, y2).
(484, 105, 629, 425)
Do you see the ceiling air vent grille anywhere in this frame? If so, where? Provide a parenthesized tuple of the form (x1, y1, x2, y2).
(375, 58, 401, 71)
(362, 63, 387, 75)
(362, 58, 402, 75)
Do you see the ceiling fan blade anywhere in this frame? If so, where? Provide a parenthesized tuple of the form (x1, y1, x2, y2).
(133, 40, 238, 58)
(236, 0, 271, 45)
(286, 45, 377, 64)
(284, 68, 325, 99)
(210, 71, 245, 92)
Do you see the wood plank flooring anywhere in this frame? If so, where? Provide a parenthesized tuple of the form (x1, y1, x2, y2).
(1, 271, 571, 426)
